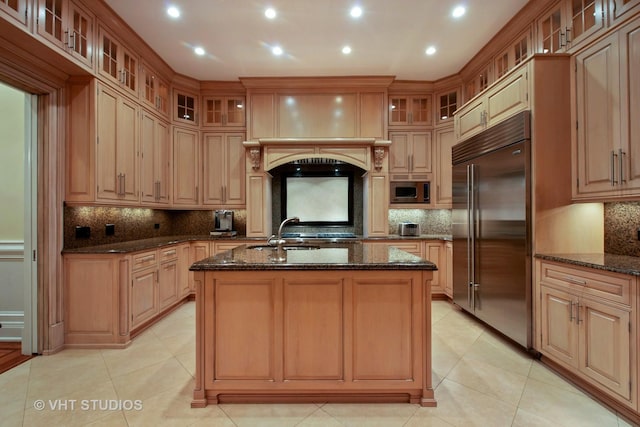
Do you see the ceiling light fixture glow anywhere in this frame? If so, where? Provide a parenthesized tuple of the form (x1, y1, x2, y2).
(350, 6, 362, 18)
(194, 46, 205, 56)
(452, 5, 466, 18)
(425, 46, 437, 55)
(265, 8, 276, 19)
(167, 6, 180, 18)
(272, 46, 283, 56)
(342, 46, 352, 54)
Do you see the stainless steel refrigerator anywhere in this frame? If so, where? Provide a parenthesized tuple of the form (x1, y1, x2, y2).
(452, 111, 532, 349)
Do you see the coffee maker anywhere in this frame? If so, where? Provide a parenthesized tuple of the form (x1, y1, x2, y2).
(211, 210, 236, 236)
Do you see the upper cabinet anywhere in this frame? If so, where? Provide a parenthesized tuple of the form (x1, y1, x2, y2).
(98, 24, 138, 97)
(536, 0, 606, 54)
(202, 96, 245, 128)
(388, 95, 432, 127)
(202, 132, 246, 207)
(494, 29, 532, 81)
(388, 131, 433, 180)
(174, 89, 199, 126)
(1, 0, 28, 26)
(463, 62, 492, 103)
(141, 62, 170, 118)
(573, 16, 640, 201)
(36, 0, 94, 68)
(610, 0, 640, 24)
(455, 62, 529, 141)
(436, 89, 459, 125)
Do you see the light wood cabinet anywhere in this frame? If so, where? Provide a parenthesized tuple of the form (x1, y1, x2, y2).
(444, 241, 453, 297)
(96, 83, 139, 203)
(536, 0, 606, 54)
(141, 62, 169, 118)
(212, 241, 244, 255)
(537, 260, 636, 409)
(172, 126, 200, 206)
(463, 62, 491, 102)
(0, 0, 28, 26)
(64, 243, 191, 347)
(436, 89, 459, 125)
(177, 243, 191, 297)
(202, 96, 245, 127)
(494, 29, 532, 80)
(388, 95, 432, 127)
(194, 269, 432, 406)
(98, 24, 138, 97)
(36, 0, 93, 68)
(388, 131, 433, 180)
(202, 132, 246, 207)
(573, 17, 640, 200)
(424, 241, 444, 295)
(174, 89, 199, 126)
(433, 126, 455, 208)
(455, 63, 529, 141)
(610, 0, 640, 24)
(140, 110, 170, 205)
(131, 266, 157, 328)
(189, 241, 210, 291)
(158, 246, 179, 310)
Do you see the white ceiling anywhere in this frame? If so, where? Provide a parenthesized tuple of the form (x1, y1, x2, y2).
(104, 0, 530, 82)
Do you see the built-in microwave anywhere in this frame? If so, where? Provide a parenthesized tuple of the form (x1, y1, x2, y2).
(390, 181, 430, 204)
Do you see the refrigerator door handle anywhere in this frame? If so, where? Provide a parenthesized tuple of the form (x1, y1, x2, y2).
(466, 164, 472, 307)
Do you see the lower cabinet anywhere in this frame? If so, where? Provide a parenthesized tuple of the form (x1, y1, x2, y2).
(366, 239, 451, 298)
(64, 243, 191, 348)
(537, 259, 637, 410)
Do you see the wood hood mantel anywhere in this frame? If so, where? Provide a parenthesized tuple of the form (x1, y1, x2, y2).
(243, 138, 391, 172)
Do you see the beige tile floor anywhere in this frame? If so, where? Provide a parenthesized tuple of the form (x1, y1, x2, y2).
(0, 300, 635, 427)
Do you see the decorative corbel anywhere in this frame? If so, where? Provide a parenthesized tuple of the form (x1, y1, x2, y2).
(249, 148, 261, 170)
(374, 147, 385, 171)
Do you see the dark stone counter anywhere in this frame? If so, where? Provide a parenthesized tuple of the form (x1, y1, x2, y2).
(62, 234, 452, 255)
(535, 253, 640, 276)
(190, 242, 438, 271)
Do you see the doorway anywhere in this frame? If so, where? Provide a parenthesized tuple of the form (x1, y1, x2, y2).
(0, 81, 38, 356)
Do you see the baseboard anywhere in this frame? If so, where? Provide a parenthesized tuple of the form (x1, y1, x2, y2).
(0, 311, 24, 341)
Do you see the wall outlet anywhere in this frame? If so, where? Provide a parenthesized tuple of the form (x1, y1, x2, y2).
(105, 224, 115, 236)
(75, 226, 90, 239)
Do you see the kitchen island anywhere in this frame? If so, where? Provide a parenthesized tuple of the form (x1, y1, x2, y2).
(190, 242, 437, 407)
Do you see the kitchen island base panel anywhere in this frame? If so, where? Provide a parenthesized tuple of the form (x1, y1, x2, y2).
(192, 269, 435, 407)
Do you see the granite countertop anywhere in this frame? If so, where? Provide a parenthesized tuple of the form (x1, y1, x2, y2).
(190, 242, 438, 271)
(61, 235, 265, 254)
(535, 253, 640, 276)
(62, 234, 453, 254)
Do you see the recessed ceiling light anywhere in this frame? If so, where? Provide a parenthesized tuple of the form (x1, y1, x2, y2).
(425, 46, 437, 55)
(265, 7, 276, 19)
(452, 5, 466, 18)
(342, 46, 352, 54)
(194, 47, 205, 56)
(167, 6, 180, 18)
(272, 46, 283, 56)
(350, 6, 362, 18)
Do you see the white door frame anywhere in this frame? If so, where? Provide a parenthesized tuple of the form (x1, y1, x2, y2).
(22, 93, 37, 355)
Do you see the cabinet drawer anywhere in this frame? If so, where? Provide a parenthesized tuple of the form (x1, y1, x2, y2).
(132, 250, 158, 271)
(159, 246, 179, 262)
(539, 261, 632, 306)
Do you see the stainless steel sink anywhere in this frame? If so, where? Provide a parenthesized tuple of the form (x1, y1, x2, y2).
(247, 245, 321, 251)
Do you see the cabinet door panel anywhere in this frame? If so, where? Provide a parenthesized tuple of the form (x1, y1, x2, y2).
(352, 279, 414, 380)
(540, 285, 579, 368)
(213, 280, 276, 380)
(621, 18, 640, 192)
(118, 97, 139, 201)
(486, 68, 528, 126)
(389, 133, 410, 173)
(574, 33, 620, 197)
(455, 98, 485, 141)
(435, 127, 455, 207)
(172, 127, 199, 205)
(203, 133, 225, 204)
(410, 132, 433, 175)
(283, 280, 344, 380)
(225, 133, 246, 204)
(96, 87, 118, 199)
(579, 297, 631, 400)
(131, 268, 157, 328)
(158, 261, 178, 310)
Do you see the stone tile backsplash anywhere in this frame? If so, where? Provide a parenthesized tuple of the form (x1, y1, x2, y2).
(604, 202, 640, 257)
(64, 206, 246, 249)
(388, 209, 452, 235)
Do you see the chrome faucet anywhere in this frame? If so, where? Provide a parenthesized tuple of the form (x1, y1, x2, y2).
(268, 217, 300, 247)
